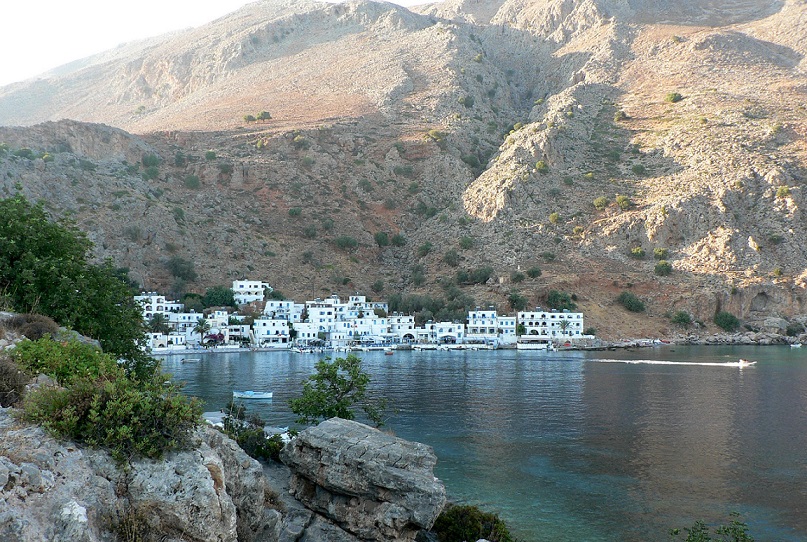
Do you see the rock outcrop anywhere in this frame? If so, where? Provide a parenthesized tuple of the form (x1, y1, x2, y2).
(281, 418, 446, 542)
(0, 408, 270, 542)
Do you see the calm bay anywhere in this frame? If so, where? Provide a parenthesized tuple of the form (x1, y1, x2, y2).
(161, 345, 807, 541)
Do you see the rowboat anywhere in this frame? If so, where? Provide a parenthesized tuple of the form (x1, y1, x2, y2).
(232, 390, 273, 399)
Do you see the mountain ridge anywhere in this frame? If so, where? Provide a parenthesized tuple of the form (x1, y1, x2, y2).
(1, 0, 806, 339)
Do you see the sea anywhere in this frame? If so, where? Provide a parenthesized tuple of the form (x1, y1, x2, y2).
(159, 345, 807, 541)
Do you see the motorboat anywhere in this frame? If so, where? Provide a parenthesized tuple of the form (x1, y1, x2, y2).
(737, 359, 756, 367)
(181, 358, 201, 363)
(791, 343, 802, 348)
(232, 390, 273, 399)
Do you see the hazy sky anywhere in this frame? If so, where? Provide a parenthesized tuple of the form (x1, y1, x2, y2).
(0, 0, 430, 87)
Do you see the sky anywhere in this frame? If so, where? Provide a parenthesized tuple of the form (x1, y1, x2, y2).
(0, 0, 429, 88)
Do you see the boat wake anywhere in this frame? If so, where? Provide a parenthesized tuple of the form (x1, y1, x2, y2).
(594, 359, 756, 367)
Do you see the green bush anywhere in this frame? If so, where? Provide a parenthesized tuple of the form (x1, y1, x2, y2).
(374, 232, 390, 247)
(391, 233, 407, 247)
(166, 255, 197, 281)
(12, 338, 120, 385)
(786, 323, 804, 337)
(593, 196, 609, 210)
(459, 236, 475, 250)
(443, 249, 460, 267)
(527, 266, 542, 278)
(616, 195, 632, 210)
(371, 280, 384, 293)
(303, 225, 318, 239)
(665, 92, 683, 103)
(549, 212, 560, 224)
(417, 242, 433, 258)
(776, 186, 790, 198)
(714, 311, 740, 332)
(141, 154, 161, 168)
(5, 313, 60, 341)
(614, 110, 628, 122)
(288, 207, 302, 218)
(432, 504, 515, 542)
(461, 154, 481, 168)
(617, 291, 645, 312)
(654, 260, 673, 276)
(205, 151, 217, 161)
(631, 164, 646, 175)
(0, 356, 30, 407)
(672, 311, 692, 328)
(510, 271, 525, 283)
(334, 236, 359, 250)
(547, 290, 576, 311)
(184, 175, 201, 189)
(458, 95, 474, 108)
(508, 291, 528, 311)
(142, 166, 159, 180)
(535, 160, 549, 174)
(23, 373, 201, 463)
(653, 247, 669, 260)
(630, 247, 646, 259)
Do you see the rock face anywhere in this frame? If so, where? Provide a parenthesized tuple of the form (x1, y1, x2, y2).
(280, 418, 446, 542)
(0, 407, 269, 542)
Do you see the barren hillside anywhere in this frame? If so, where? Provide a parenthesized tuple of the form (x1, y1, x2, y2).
(1, 0, 806, 340)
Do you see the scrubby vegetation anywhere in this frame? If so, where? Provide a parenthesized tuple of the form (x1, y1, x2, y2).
(617, 291, 645, 312)
(432, 504, 516, 542)
(714, 311, 740, 332)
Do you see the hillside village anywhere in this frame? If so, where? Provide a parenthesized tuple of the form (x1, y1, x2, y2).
(137, 279, 588, 352)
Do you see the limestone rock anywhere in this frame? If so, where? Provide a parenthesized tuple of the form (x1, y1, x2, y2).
(281, 417, 446, 542)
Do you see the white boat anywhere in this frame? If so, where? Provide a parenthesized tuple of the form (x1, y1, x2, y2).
(737, 359, 757, 367)
(516, 337, 554, 350)
(181, 358, 201, 363)
(232, 390, 273, 399)
(791, 343, 802, 348)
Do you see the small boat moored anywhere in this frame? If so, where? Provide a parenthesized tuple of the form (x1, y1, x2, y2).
(181, 358, 201, 363)
(791, 343, 802, 349)
(233, 390, 273, 399)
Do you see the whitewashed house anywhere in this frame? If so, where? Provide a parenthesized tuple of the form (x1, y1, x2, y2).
(252, 318, 290, 348)
(232, 280, 272, 305)
(389, 314, 417, 342)
(135, 293, 183, 320)
(518, 308, 585, 340)
(425, 322, 465, 344)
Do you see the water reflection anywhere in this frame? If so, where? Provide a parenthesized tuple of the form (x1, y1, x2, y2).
(160, 346, 807, 541)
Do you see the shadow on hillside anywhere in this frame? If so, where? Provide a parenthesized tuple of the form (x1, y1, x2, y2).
(627, 0, 785, 27)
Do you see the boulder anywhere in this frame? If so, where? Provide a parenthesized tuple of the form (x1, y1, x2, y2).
(0, 407, 268, 542)
(280, 418, 446, 542)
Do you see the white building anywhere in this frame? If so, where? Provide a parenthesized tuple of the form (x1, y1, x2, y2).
(232, 280, 272, 305)
(465, 308, 517, 346)
(135, 293, 183, 320)
(424, 322, 465, 344)
(252, 318, 290, 348)
(389, 314, 417, 342)
(263, 300, 304, 322)
(517, 308, 585, 339)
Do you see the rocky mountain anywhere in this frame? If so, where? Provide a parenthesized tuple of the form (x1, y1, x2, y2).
(1, 0, 806, 339)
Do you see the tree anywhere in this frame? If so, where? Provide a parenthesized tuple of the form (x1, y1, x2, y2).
(289, 354, 386, 427)
(203, 285, 235, 308)
(148, 314, 171, 334)
(166, 256, 197, 282)
(655, 260, 673, 276)
(559, 319, 571, 336)
(374, 231, 390, 247)
(547, 290, 577, 311)
(672, 311, 692, 328)
(508, 291, 528, 311)
(257, 111, 272, 121)
(617, 291, 645, 312)
(0, 195, 150, 376)
(193, 318, 211, 345)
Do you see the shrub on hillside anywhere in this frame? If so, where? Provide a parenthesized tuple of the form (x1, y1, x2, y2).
(654, 260, 673, 276)
(617, 291, 645, 312)
(334, 236, 359, 250)
(12, 338, 119, 385)
(5, 313, 59, 340)
(0, 356, 30, 407)
(526, 266, 542, 279)
(547, 290, 576, 311)
(714, 311, 740, 332)
(671, 311, 693, 328)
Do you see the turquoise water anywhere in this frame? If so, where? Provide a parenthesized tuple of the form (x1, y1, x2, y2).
(161, 346, 807, 541)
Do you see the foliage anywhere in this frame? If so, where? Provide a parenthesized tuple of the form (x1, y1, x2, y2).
(203, 285, 236, 308)
(510, 271, 525, 283)
(388, 292, 474, 326)
(23, 371, 201, 464)
(526, 266, 542, 279)
(371, 280, 384, 293)
(243, 114, 256, 123)
(165, 255, 197, 282)
(391, 233, 407, 247)
(0, 195, 150, 373)
(141, 154, 161, 168)
(457, 266, 494, 285)
(302, 225, 318, 239)
(417, 242, 433, 258)
(665, 92, 684, 103)
(288, 207, 302, 217)
(714, 311, 740, 332)
(458, 95, 474, 108)
(4, 313, 59, 340)
(508, 291, 528, 311)
(632, 164, 647, 175)
(288, 354, 386, 427)
(614, 110, 628, 122)
(411, 265, 426, 286)
(0, 356, 30, 407)
(459, 236, 475, 250)
(617, 291, 645, 312)
(12, 338, 120, 385)
(672, 311, 693, 328)
(193, 318, 211, 343)
(257, 111, 272, 121)
(776, 186, 790, 199)
(549, 212, 560, 224)
(374, 231, 390, 247)
(443, 249, 460, 267)
(615, 195, 632, 210)
(786, 322, 804, 337)
(655, 260, 673, 276)
(547, 290, 576, 311)
(205, 151, 217, 160)
(334, 236, 359, 250)
(631, 247, 646, 259)
(593, 196, 609, 210)
(184, 174, 201, 189)
(432, 504, 515, 542)
(535, 160, 549, 174)
(669, 513, 754, 541)
(654, 247, 669, 260)
(222, 401, 284, 462)
(584, 327, 597, 336)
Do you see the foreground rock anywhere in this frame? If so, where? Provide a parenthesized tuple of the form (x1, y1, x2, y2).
(281, 417, 446, 542)
(0, 407, 269, 542)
